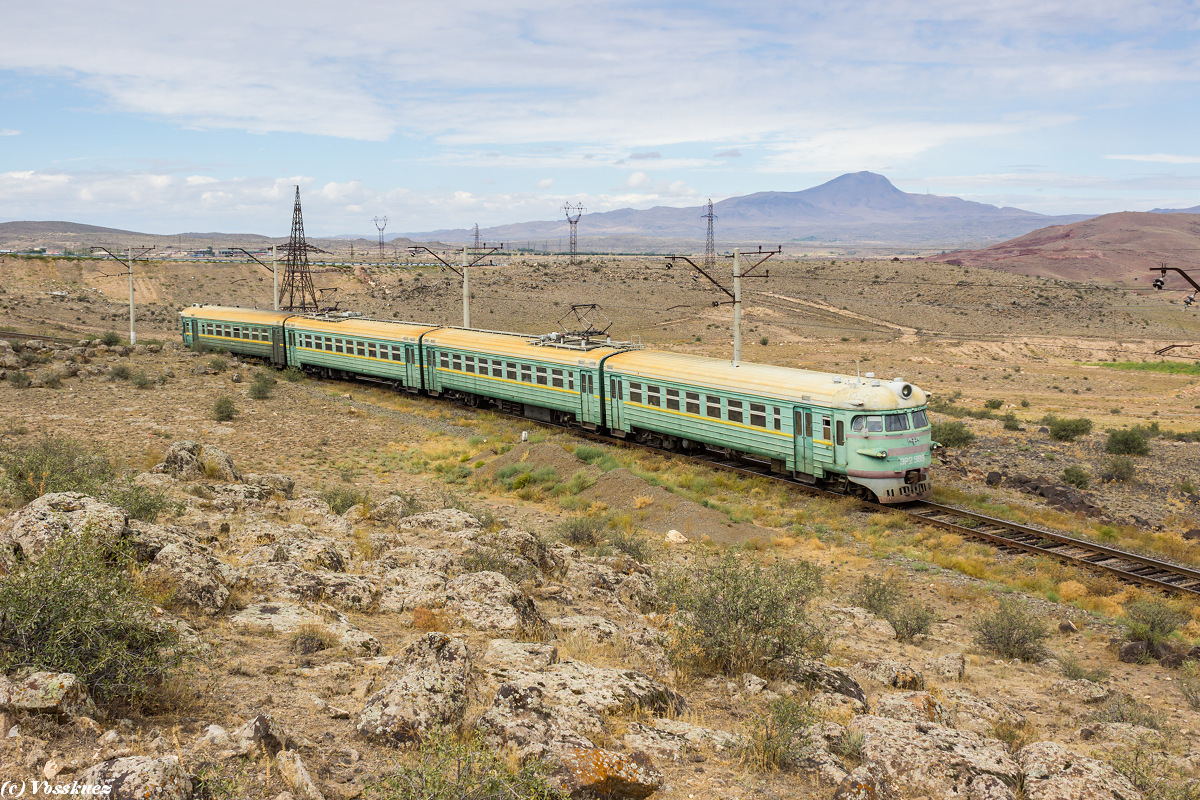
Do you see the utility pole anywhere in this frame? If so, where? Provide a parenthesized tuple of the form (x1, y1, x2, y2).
(666, 245, 780, 366)
(1152, 264, 1200, 308)
(407, 241, 504, 328)
(563, 203, 585, 265)
(373, 216, 388, 260)
(91, 246, 152, 344)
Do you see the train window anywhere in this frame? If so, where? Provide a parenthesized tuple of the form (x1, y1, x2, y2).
(685, 392, 700, 415)
(750, 403, 766, 427)
(439, 352, 449, 369)
(326, 337, 334, 352)
(302, 334, 311, 348)
(493, 361, 504, 378)
(706, 396, 721, 418)
(822, 416, 832, 442)
(232, 326, 241, 339)
(465, 356, 475, 373)
(666, 388, 680, 411)
(646, 385, 660, 407)
(452, 354, 462, 371)
(288, 332, 295, 346)
(629, 382, 642, 403)
(885, 414, 910, 432)
(806, 412, 813, 437)
(535, 366, 547, 385)
(368, 343, 378, 359)
(911, 409, 929, 428)
(551, 369, 564, 389)
(727, 399, 743, 423)
(836, 420, 845, 446)
(247, 329, 256, 341)
(521, 365, 532, 383)
(507, 362, 517, 380)
(355, 341, 365, 357)
(774, 407, 782, 431)
(568, 372, 575, 391)
(865, 415, 884, 432)
(851, 416, 864, 432)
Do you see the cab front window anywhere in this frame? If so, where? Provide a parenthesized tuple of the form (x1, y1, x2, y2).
(911, 408, 929, 428)
(885, 413, 910, 432)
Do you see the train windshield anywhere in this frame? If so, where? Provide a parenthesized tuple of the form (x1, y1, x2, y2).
(850, 415, 884, 432)
(885, 413, 910, 432)
(911, 408, 929, 428)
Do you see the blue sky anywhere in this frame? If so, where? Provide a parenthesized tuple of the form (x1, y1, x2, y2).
(2, 0, 1199, 236)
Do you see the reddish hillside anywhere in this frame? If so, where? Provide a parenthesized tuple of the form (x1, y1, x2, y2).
(922, 211, 1200, 285)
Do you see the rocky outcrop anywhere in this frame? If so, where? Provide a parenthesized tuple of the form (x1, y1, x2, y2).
(444, 571, 550, 637)
(229, 602, 381, 656)
(152, 440, 242, 482)
(874, 691, 955, 727)
(780, 659, 869, 709)
(0, 672, 98, 720)
(0, 492, 128, 561)
(356, 633, 471, 744)
(276, 750, 324, 800)
(555, 747, 663, 799)
(78, 755, 192, 799)
(140, 542, 231, 614)
(856, 658, 925, 691)
(1019, 741, 1144, 799)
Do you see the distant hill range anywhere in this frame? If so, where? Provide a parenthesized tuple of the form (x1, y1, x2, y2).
(920, 211, 1200, 285)
(411, 172, 1093, 250)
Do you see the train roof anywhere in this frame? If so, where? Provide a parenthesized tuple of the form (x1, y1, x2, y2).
(605, 350, 928, 410)
(180, 306, 293, 324)
(423, 328, 629, 367)
(285, 315, 439, 342)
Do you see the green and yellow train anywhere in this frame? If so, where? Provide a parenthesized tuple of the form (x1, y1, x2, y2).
(181, 305, 932, 503)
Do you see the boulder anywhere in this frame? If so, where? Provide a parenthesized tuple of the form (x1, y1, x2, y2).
(479, 639, 559, 681)
(444, 571, 550, 637)
(230, 602, 381, 656)
(152, 440, 241, 482)
(551, 615, 620, 642)
(77, 755, 192, 799)
(379, 566, 449, 612)
(856, 658, 925, 691)
(1119, 641, 1148, 663)
(242, 473, 296, 500)
(944, 689, 1026, 736)
(1049, 679, 1110, 704)
(926, 652, 967, 682)
(474, 527, 565, 577)
(0, 672, 98, 719)
(140, 542, 231, 614)
(276, 750, 324, 800)
(228, 713, 295, 758)
(874, 692, 955, 727)
(839, 715, 1020, 800)
(242, 531, 351, 572)
(398, 508, 480, 534)
(780, 659, 869, 709)
(555, 747, 663, 799)
(1019, 741, 1144, 799)
(0, 492, 128, 561)
(356, 633, 471, 744)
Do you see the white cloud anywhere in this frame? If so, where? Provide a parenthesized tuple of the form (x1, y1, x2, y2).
(1106, 153, 1200, 164)
(537, 178, 553, 189)
(0, 129, 19, 136)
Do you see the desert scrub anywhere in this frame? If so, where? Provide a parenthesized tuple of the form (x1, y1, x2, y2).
(1111, 734, 1200, 800)
(554, 515, 608, 546)
(971, 599, 1050, 662)
(371, 731, 563, 800)
(931, 420, 975, 448)
(655, 553, 826, 676)
(1043, 415, 1093, 442)
(888, 602, 935, 642)
(101, 480, 176, 523)
(1121, 598, 1188, 649)
(6, 371, 31, 388)
(208, 356, 228, 373)
(1106, 456, 1136, 482)
(289, 623, 340, 655)
(281, 366, 305, 382)
(457, 547, 538, 584)
(854, 574, 905, 616)
(212, 396, 237, 422)
(0, 434, 116, 503)
(1179, 661, 1200, 710)
(100, 330, 122, 346)
(1060, 465, 1090, 489)
(608, 528, 652, 563)
(321, 486, 370, 516)
(740, 696, 817, 772)
(1058, 653, 1109, 683)
(1105, 428, 1151, 456)
(247, 373, 275, 400)
(0, 529, 182, 708)
(1088, 694, 1165, 730)
(108, 364, 132, 381)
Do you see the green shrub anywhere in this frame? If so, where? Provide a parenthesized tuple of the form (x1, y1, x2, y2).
(109, 364, 131, 381)
(208, 356, 228, 373)
(1106, 429, 1151, 456)
(854, 574, 904, 616)
(572, 445, 620, 471)
(281, 366, 305, 382)
(1061, 465, 1090, 489)
(554, 515, 607, 546)
(1111, 733, 1200, 800)
(1089, 694, 1165, 730)
(1044, 416, 1093, 442)
(1122, 599, 1187, 648)
(320, 486, 370, 516)
(931, 420, 975, 448)
(984, 399, 1003, 410)
(6, 371, 31, 389)
(458, 548, 538, 584)
(608, 528, 652, 563)
(0, 434, 116, 503)
(0, 530, 182, 707)
(1180, 661, 1200, 710)
(130, 371, 153, 390)
(212, 396, 236, 421)
(1001, 413, 1020, 431)
(656, 554, 826, 676)
(1107, 456, 1136, 482)
(889, 603, 935, 643)
(971, 599, 1050, 662)
(372, 731, 562, 800)
(100, 331, 121, 347)
(1058, 653, 1109, 683)
(740, 696, 815, 771)
(759, 336, 769, 346)
(101, 481, 176, 523)
(247, 377, 273, 400)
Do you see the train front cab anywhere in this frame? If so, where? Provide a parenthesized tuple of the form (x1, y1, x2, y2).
(844, 407, 932, 503)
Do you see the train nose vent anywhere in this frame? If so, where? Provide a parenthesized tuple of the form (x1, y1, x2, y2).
(896, 382, 913, 399)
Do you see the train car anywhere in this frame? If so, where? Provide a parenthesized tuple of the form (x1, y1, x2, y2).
(603, 350, 931, 502)
(180, 305, 291, 364)
(284, 316, 438, 390)
(420, 328, 630, 427)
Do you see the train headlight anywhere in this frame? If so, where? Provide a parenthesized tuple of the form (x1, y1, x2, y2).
(898, 383, 913, 399)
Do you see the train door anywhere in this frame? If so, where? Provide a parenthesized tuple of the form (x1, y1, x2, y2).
(811, 411, 834, 476)
(579, 372, 596, 427)
(608, 377, 624, 432)
(405, 345, 417, 387)
(271, 328, 285, 365)
(833, 417, 847, 466)
(794, 407, 814, 478)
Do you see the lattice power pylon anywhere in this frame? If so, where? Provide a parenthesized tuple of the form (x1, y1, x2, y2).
(702, 199, 717, 270)
(562, 202, 585, 265)
(373, 216, 388, 260)
(277, 186, 328, 312)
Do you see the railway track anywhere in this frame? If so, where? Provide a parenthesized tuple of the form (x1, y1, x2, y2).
(0, 330, 81, 347)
